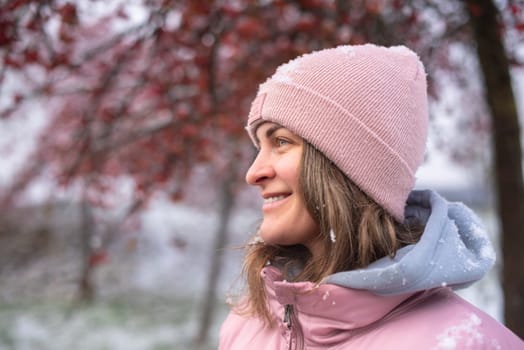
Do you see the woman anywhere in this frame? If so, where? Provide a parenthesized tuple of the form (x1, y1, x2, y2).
(219, 44, 523, 349)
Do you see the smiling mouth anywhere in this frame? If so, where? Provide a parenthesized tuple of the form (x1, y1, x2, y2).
(263, 195, 288, 204)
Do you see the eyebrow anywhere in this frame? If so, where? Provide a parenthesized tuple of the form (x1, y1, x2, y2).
(255, 124, 283, 144)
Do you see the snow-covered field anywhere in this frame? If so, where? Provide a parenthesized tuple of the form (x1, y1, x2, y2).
(0, 296, 228, 350)
(0, 198, 254, 350)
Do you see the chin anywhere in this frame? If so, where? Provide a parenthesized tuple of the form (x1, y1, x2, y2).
(259, 230, 291, 246)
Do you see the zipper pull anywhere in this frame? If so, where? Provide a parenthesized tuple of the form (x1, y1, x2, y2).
(283, 304, 293, 329)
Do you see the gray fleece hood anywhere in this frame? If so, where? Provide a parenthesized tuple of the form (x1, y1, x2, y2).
(325, 190, 496, 295)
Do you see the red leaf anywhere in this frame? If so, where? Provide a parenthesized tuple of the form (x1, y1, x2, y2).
(59, 24, 74, 43)
(299, 0, 323, 9)
(180, 124, 198, 138)
(14, 94, 24, 104)
(116, 7, 128, 19)
(39, 83, 53, 95)
(26, 17, 40, 31)
(0, 31, 13, 46)
(5, 0, 28, 11)
(393, 0, 403, 10)
(515, 22, 524, 32)
(4, 55, 21, 69)
(221, 4, 241, 17)
(468, 4, 483, 17)
(509, 4, 522, 16)
(24, 48, 39, 63)
(58, 3, 78, 26)
(88, 251, 108, 267)
(295, 17, 317, 32)
(170, 190, 184, 201)
(366, 0, 384, 15)
(408, 12, 418, 24)
(176, 104, 191, 120)
(235, 17, 265, 38)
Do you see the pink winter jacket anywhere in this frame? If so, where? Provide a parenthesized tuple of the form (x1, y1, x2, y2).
(219, 267, 523, 349)
(220, 191, 524, 349)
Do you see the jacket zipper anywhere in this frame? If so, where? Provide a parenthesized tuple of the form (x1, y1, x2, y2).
(283, 304, 292, 328)
(283, 304, 295, 350)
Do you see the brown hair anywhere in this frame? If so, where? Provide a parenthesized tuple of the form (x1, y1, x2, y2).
(237, 141, 423, 325)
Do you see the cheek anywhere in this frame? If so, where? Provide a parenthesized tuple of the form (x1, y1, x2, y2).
(298, 207, 319, 237)
(278, 160, 301, 188)
(288, 199, 320, 242)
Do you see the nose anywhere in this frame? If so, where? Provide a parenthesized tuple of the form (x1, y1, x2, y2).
(245, 150, 275, 186)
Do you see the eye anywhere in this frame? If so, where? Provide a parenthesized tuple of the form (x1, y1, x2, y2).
(276, 137, 291, 147)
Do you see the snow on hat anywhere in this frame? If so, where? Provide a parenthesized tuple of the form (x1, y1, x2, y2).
(246, 44, 428, 222)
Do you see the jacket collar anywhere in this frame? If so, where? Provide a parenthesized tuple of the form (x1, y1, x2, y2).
(262, 266, 416, 345)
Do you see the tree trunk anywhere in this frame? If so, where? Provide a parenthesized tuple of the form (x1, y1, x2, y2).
(465, 0, 524, 337)
(77, 200, 95, 302)
(194, 167, 236, 348)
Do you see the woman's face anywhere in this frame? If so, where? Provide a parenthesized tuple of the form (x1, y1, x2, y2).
(246, 122, 320, 254)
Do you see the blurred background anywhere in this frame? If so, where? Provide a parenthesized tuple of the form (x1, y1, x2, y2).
(1, 0, 523, 349)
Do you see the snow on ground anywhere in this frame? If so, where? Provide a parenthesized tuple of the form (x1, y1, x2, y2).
(0, 296, 227, 350)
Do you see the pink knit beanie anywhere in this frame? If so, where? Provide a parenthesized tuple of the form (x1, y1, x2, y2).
(246, 44, 428, 222)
